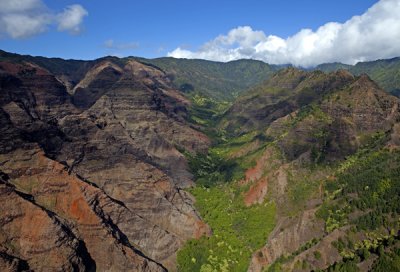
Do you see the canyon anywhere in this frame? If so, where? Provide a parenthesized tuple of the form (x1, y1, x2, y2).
(1, 49, 400, 271)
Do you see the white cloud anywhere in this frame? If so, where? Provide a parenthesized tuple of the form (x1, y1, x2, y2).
(168, 0, 400, 67)
(0, 0, 88, 39)
(1, 13, 51, 39)
(57, 4, 88, 34)
(0, 0, 44, 13)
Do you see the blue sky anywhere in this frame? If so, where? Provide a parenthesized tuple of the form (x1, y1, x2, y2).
(1, 0, 399, 66)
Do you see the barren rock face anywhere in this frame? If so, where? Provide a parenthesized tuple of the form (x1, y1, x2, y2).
(0, 147, 167, 272)
(0, 57, 210, 270)
(0, 170, 93, 272)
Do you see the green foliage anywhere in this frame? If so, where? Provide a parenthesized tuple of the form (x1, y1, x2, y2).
(211, 131, 272, 160)
(339, 150, 400, 230)
(188, 94, 231, 130)
(179, 119, 281, 270)
(324, 205, 350, 233)
(186, 151, 242, 187)
(317, 149, 400, 235)
(187, 129, 273, 188)
(314, 250, 322, 260)
(359, 131, 388, 150)
(360, 247, 370, 261)
(266, 238, 321, 270)
(312, 148, 400, 270)
(325, 260, 360, 272)
(292, 238, 321, 259)
(267, 260, 284, 272)
(287, 178, 320, 212)
(276, 103, 334, 163)
(316, 202, 331, 220)
(177, 185, 276, 272)
(332, 238, 346, 253)
(293, 103, 332, 127)
(372, 250, 400, 272)
(211, 131, 262, 158)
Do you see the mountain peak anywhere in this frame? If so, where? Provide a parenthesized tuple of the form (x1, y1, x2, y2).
(334, 68, 354, 80)
(351, 73, 380, 91)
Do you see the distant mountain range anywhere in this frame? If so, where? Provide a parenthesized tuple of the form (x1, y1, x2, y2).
(3, 49, 399, 101)
(315, 57, 400, 96)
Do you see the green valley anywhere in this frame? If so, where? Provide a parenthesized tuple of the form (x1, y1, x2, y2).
(175, 65, 400, 272)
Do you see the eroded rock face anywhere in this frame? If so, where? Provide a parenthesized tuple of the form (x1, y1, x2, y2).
(0, 57, 211, 270)
(0, 147, 167, 271)
(0, 171, 93, 272)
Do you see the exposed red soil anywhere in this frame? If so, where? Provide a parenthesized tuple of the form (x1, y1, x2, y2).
(244, 177, 268, 206)
(239, 155, 266, 187)
(240, 150, 271, 206)
(194, 220, 212, 239)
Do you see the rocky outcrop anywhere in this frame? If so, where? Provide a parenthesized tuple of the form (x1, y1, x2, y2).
(0, 147, 167, 271)
(0, 55, 211, 270)
(72, 61, 123, 108)
(0, 171, 93, 272)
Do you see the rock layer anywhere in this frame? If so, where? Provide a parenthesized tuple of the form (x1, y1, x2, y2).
(0, 55, 211, 271)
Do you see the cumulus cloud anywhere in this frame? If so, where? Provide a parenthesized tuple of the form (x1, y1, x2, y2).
(56, 4, 88, 34)
(0, 0, 88, 39)
(168, 0, 400, 67)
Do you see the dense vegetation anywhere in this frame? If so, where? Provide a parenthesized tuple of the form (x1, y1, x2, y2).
(178, 132, 276, 271)
(318, 149, 400, 233)
(186, 94, 232, 136)
(312, 149, 400, 270)
(177, 185, 275, 271)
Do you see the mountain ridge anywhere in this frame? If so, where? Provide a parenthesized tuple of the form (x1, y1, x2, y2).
(2, 48, 400, 99)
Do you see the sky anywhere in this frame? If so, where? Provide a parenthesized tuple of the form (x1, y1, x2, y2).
(0, 0, 399, 67)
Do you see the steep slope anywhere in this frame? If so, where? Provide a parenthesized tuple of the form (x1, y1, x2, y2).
(0, 49, 94, 95)
(71, 61, 124, 108)
(0, 54, 211, 270)
(220, 68, 355, 135)
(132, 58, 283, 131)
(242, 72, 400, 271)
(273, 74, 399, 161)
(0, 147, 165, 272)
